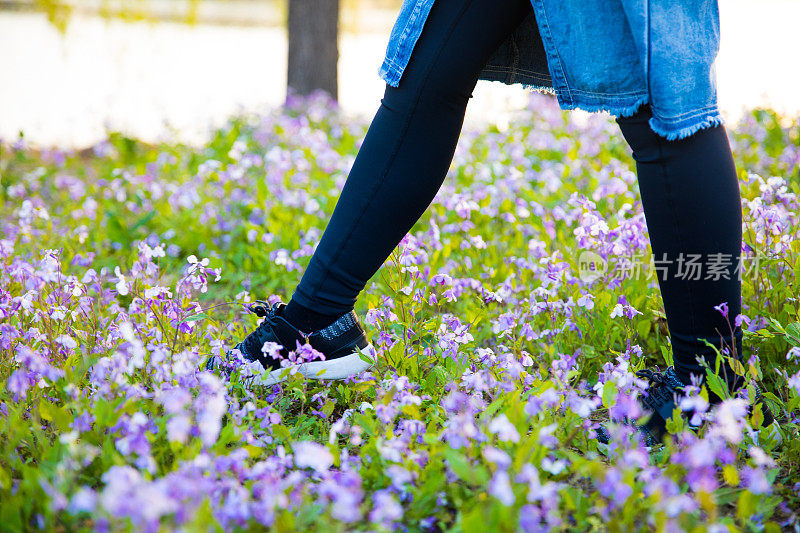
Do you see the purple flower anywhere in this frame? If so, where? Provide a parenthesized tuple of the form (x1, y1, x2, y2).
(741, 466, 771, 495)
(291, 341, 325, 364)
(597, 468, 632, 506)
(608, 390, 644, 421)
(7, 369, 30, 400)
(483, 446, 511, 470)
(99, 466, 177, 530)
(788, 370, 800, 394)
(492, 312, 517, 335)
(318, 471, 364, 523)
(525, 388, 561, 416)
(368, 489, 403, 527)
(386, 465, 415, 493)
(68, 487, 97, 514)
(489, 471, 515, 506)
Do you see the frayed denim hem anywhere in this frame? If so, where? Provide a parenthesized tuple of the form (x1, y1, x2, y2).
(518, 82, 557, 96)
(649, 111, 726, 141)
(380, 63, 723, 142)
(557, 95, 650, 119)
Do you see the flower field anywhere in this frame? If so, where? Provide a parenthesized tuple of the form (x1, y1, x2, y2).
(1, 92, 799, 531)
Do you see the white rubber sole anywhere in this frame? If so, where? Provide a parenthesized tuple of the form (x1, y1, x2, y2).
(243, 344, 376, 388)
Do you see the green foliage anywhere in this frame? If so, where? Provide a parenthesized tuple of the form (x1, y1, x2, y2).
(0, 98, 799, 530)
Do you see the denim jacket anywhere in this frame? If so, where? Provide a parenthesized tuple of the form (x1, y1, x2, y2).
(379, 0, 723, 140)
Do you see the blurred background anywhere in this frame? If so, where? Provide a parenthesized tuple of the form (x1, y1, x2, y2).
(1, 0, 798, 148)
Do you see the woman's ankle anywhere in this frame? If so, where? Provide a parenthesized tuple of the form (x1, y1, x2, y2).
(283, 298, 348, 333)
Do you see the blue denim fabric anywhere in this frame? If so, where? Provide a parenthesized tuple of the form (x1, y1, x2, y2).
(379, 0, 724, 140)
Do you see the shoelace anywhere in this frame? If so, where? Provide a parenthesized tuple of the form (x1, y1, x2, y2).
(635, 367, 680, 409)
(239, 300, 280, 359)
(248, 300, 276, 319)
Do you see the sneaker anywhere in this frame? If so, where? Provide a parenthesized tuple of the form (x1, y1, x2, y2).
(595, 365, 779, 448)
(206, 299, 375, 388)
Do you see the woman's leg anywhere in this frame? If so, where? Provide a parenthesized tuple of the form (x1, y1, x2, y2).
(285, 0, 532, 331)
(616, 106, 744, 387)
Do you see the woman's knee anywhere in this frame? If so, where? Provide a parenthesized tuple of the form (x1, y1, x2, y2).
(381, 66, 477, 117)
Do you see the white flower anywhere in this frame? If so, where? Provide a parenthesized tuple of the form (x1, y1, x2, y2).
(679, 393, 710, 427)
(55, 334, 77, 350)
(292, 441, 333, 472)
(710, 399, 749, 444)
(748, 446, 776, 468)
(17, 290, 36, 312)
(488, 414, 520, 443)
(186, 255, 209, 267)
(577, 294, 595, 310)
(68, 487, 97, 514)
(166, 414, 191, 444)
(482, 446, 511, 469)
(113, 266, 129, 296)
(70, 282, 84, 296)
(144, 286, 173, 299)
(118, 322, 137, 343)
(261, 341, 283, 361)
(195, 375, 226, 447)
(542, 456, 568, 475)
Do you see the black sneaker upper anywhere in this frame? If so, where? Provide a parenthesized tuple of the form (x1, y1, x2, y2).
(205, 300, 368, 374)
(634, 366, 688, 445)
(596, 365, 775, 447)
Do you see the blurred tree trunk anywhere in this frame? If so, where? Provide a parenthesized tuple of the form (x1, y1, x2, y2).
(287, 0, 339, 101)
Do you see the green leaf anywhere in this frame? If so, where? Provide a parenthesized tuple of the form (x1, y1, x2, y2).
(722, 464, 739, 486)
(444, 449, 488, 485)
(705, 369, 728, 401)
(785, 322, 800, 347)
(664, 406, 685, 435)
(462, 503, 495, 533)
(765, 522, 783, 533)
(767, 317, 786, 335)
(179, 312, 210, 324)
(750, 400, 765, 429)
(728, 356, 746, 378)
(602, 381, 618, 409)
(359, 350, 375, 365)
(129, 210, 156, 232)
(272, 424, 292, 442)
(636, 318, 651, 339)
(39, 401, 70, 430)
(736, 490, 757, 520)
(483, 397, 505, 420)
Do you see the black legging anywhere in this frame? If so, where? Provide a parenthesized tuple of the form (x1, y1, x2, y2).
(289, 0, 743, 384)
(616, 107, 744, 384)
